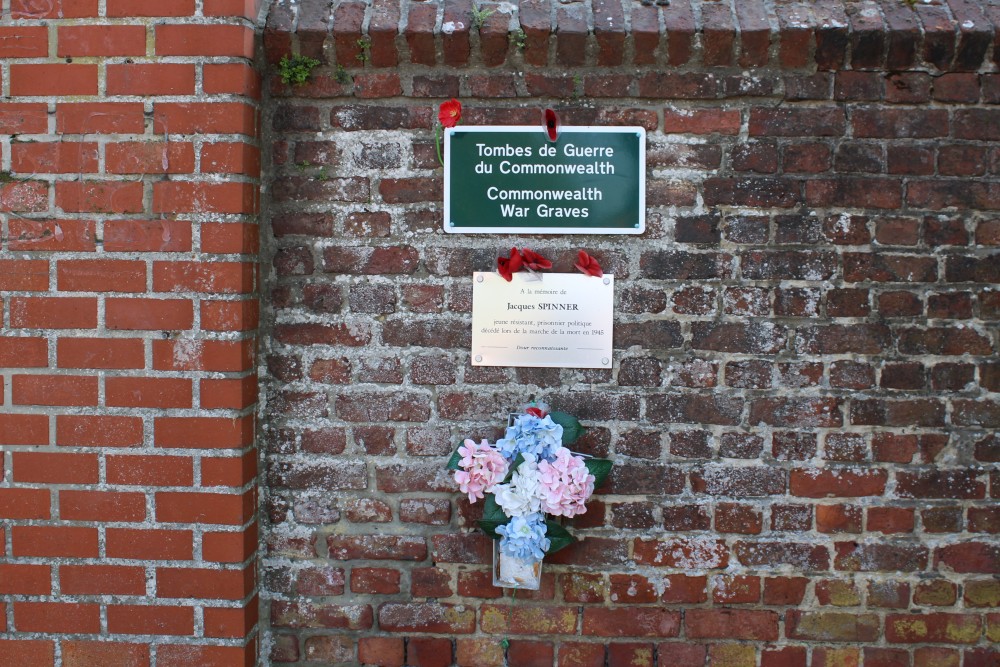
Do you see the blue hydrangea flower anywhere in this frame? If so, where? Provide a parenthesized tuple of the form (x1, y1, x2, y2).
(497, 513, 550, 560)
(496, 414, 563, 461)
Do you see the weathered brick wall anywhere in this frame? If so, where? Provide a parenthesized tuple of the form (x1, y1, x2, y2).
(261, 0, 999, 665)
(2, 0, 998, 664)
(0, 1, 264, 665)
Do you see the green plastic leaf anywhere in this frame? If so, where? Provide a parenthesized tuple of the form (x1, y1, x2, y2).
(502, 453, 524, 483)
(478, 519, 505, 540)
(584, 458, 613, 489)
(481, 493, 507, 523)
(544, 520, 576, 554)
(477, 494, 510, 539)
(549, 411, 586, 445)
(445, 446, 463, 470)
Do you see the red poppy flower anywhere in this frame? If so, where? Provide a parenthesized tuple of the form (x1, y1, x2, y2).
(438, 99, 462, 128)
(521, 248, 552, 271)
(497, 247, 524, 282)
(574, 250, 603, 278)
(544, 108, 560, 142)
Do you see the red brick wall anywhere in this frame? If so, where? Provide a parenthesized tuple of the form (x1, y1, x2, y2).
(261, 0, 999, 665)
(2, 0, 999, 665)
(0, 1, 263, 665)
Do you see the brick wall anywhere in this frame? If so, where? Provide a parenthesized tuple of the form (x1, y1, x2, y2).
(261, 0, 999, 665)
(2, 0, 999, 665)
(0, 1, 264, 665)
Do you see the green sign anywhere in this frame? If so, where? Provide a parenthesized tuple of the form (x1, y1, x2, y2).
(444, 126, 645, 234)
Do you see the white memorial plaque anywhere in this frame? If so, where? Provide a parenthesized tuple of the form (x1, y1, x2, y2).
(471, 272, 614, 369)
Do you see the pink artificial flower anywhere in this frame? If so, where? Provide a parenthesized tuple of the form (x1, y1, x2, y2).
(537, 447, 595, 518)
(454, 439, 509, 503)
(497, 247, 524, 282)
(574, 250, 603, 278)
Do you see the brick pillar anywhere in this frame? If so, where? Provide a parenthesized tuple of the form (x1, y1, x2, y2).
(1, 1, 263, 664)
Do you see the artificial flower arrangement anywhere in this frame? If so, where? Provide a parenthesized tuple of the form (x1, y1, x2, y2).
(446, 402, 613, 588)
(498, 247, 603, 281)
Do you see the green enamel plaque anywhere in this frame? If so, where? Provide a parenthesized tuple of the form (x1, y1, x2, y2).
(443, 126, 646, 234)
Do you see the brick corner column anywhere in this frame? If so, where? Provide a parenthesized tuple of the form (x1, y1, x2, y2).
(0, 0, 264, 664)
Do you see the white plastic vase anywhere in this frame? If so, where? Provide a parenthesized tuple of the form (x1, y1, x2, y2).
(492, 540, 542, 590)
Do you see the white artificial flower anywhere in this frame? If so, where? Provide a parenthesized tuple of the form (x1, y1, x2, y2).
(494, 454, 543, 517)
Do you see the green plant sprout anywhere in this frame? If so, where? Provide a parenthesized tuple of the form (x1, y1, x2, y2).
(278, 54, 320, 86)
(512, 28, 526, 50)
(334, 64, 351, 84)
(356, 37, 371, 62)
(472, 5, 495, 29)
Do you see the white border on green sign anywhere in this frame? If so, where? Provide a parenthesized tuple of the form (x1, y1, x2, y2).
(443, 125, 646, 235)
